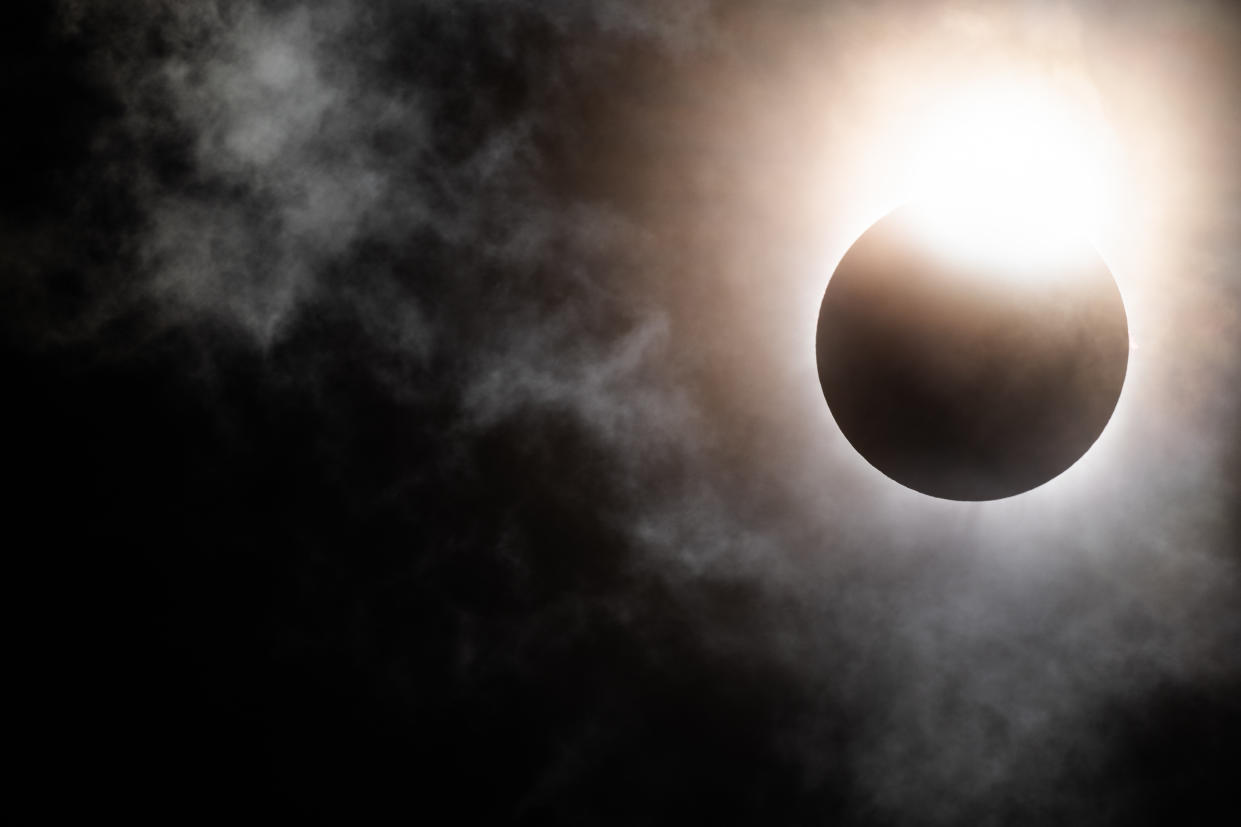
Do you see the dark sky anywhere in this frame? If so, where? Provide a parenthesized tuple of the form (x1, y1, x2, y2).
(9, 1, 1241, 823)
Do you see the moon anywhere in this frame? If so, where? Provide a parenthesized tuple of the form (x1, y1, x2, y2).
(816, 203, 1129, 501)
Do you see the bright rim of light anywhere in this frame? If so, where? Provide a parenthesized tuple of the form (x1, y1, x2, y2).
(902, 74, 1120, 274)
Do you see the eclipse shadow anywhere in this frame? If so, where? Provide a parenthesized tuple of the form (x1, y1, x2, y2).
(816, 203, 1129, 501)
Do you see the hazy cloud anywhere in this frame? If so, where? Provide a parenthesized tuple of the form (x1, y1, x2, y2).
(33, 1, 1241, 822)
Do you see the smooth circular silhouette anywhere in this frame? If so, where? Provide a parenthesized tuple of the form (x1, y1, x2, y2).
(816, 203, 1128, 500)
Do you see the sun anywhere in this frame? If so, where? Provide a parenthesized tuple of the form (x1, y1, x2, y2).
(799, 62, 1141, 502)
(901, 73, 1123, 274)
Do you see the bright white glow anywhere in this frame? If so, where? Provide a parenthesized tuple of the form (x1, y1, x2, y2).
(905, 197, 1094, 279)
(902, 74, 1120, 273)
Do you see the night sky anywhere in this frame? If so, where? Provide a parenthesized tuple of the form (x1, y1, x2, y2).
(9, 1, 1241, 823)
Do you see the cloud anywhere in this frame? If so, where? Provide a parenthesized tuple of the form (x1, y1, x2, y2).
(31, 0, 1241, 821)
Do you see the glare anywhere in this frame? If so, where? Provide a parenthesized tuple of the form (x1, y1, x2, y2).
(905, 197, 1095, 279)
(903, 75, 1119, 273)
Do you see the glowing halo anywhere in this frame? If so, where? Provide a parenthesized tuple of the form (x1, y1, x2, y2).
(795, 64, 1159, 509)
(599, 1, 1215, 533)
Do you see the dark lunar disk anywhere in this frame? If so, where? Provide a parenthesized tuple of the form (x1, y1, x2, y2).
(816, 203, 1129, 501)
